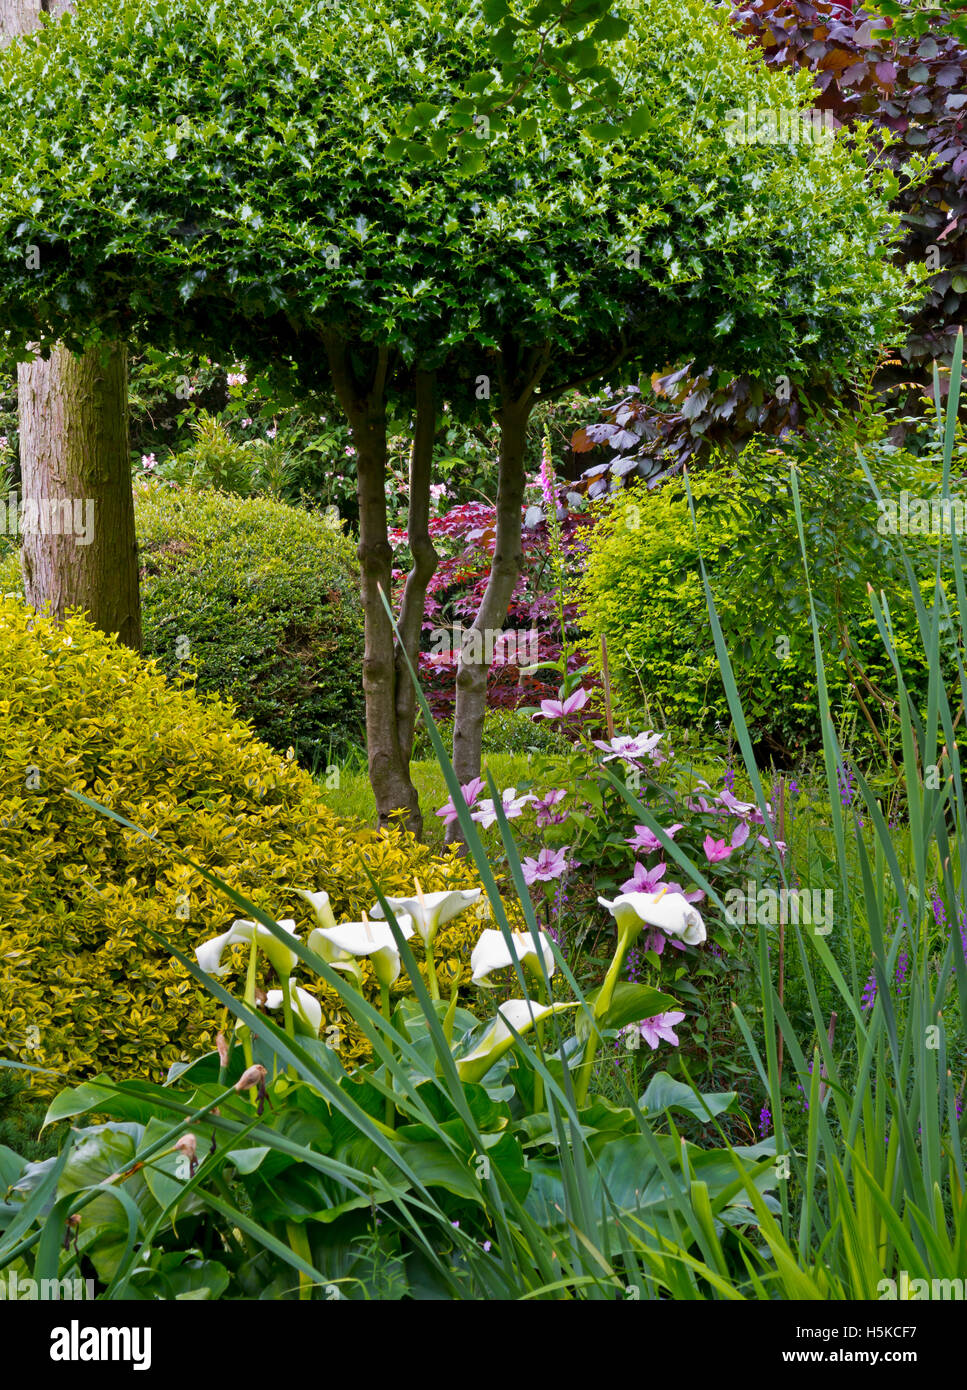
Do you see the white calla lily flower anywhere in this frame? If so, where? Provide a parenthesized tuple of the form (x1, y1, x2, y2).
(195, 918, 301, 980)
(597, 892, 706, 947)
(263, 981, 323, 1037)
(371, 887, 481, 946)
(470, 928, 556, 987)
(295, 888, 337, 930)
(309, 915, 415, 987)
(456, 999, 576, 1084)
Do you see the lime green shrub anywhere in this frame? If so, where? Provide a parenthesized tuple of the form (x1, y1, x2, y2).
(135, 484, 364, 763)
(0, 598, 480, 1091)
(580, 426, 959, 760)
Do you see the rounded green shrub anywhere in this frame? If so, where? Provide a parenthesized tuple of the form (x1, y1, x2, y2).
(579, 425, 960, 762)
(135, 483, 364, 763)
(0, 597, 480, 1092)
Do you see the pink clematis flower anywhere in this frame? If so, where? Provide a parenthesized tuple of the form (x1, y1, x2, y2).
(626, 822, 683, 854)
(703, 834, 733, 864)
(593, 731, 663, 763)
(472, 787, 536, 829)
(521, 846, 573, 886)
(636, 1011, 686, 1049)
(533, 688, 588, 721)
(621, 860, 668, 894)
(435, 778, 487, 828)
(533, 788, 568, 827)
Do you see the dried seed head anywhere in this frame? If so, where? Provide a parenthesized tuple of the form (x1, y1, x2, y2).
(216, 1031, 230, 1067)
(175, 1133, 197, 1162)
(235, 1063, 267, 1093)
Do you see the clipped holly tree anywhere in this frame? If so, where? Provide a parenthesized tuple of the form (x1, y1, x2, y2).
(0, 0, 922, 830)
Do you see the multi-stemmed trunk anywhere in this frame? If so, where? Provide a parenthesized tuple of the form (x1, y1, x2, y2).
(323, 334, 438, 835)
(450, 401, 530, 789)
(447, 345, 551, 841)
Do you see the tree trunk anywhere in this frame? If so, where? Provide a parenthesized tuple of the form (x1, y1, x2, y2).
(18, 342, 141, 648)
(450, 402, 530, 794)
(324, 332, 423, 836)
(394, 369, 439, 766)
(3, 0, 141, 650)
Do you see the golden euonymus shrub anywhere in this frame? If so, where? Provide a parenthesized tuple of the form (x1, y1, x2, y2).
(0, 598, 483, 1091)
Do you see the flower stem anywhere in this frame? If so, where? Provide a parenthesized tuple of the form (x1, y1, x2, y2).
(380, 981, 395, 1130)
(280, 974, 297, 1079)
(243, 936, 259, 1101)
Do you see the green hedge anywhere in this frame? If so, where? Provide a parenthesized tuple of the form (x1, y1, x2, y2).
(136, 484, 364, 763)
(579, 429, 960, 761)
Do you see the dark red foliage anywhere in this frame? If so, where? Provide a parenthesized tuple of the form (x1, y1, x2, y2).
(391, 498, 592, 720)
(570, 2, 967, 495)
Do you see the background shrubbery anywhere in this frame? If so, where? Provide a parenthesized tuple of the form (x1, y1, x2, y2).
(137, 484, 364, 765)
(580, 414, 965, 762)
(0, 599, 481, 1092)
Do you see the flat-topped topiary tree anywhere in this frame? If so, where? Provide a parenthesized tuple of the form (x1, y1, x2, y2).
(0, 0, 921, 831)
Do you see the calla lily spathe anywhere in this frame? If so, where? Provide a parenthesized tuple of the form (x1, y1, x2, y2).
(470, 928, 556, 987)
(456, 999, 575, 1084)
(597, 891, 706, 947)
(264, 982, 323, 1037)
(196, 918, 301, 980)
(309, 915, 416, 987)
(371, 888, 481, 946)
(295, 888, 337, 931)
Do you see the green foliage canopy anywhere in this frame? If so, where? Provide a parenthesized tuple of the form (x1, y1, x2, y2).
(0, 0, 922, 397)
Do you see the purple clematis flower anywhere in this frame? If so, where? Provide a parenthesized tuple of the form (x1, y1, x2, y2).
(621, 860, 668, 894)
(471, 786, 536, 829)
(703, 834, 733, 864)
(626, 822, 683, 854)
(593, 731, 663, 763)
(636, 1011, 686, 1049)
(533, 688, 589, 721)
(435, 777, 486, 828)
(521, 846, 573, 886)
(534, 788, 568, 828)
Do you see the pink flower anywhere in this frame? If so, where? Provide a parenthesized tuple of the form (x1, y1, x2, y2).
(731, 821, 751, 849)
(533, 789, 567, 827)
(703, 834, 733, 864)
(626, 822, 683, 854)
(266, 425, 277, 440)
(642, 928, 687, 956)
(435, 777, 486, 828)
(593, 732, 663, 763)
(533, 688, 588, 721)
(635, 1011, 686, 1049)
(471, 787, 536, 829)
(226, 371, 247, 387)
(0, 435, 8, 449)
(345, 446, 356, 457)
(521, 846, 572, 886)
(621, 861, 667, 894)
(240, 417, 253, 428)
(141, 453, 157, 471)
(757, 835, 788, 856)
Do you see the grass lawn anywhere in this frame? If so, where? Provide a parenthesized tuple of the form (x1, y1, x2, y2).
(321, 752, 534, 848)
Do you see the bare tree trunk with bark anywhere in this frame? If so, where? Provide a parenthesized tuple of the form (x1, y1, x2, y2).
(447, 344, 551, 839)
(17, 342, 141, 647)
(2, 0, 141, 650)
(324, 332, 424, 835)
